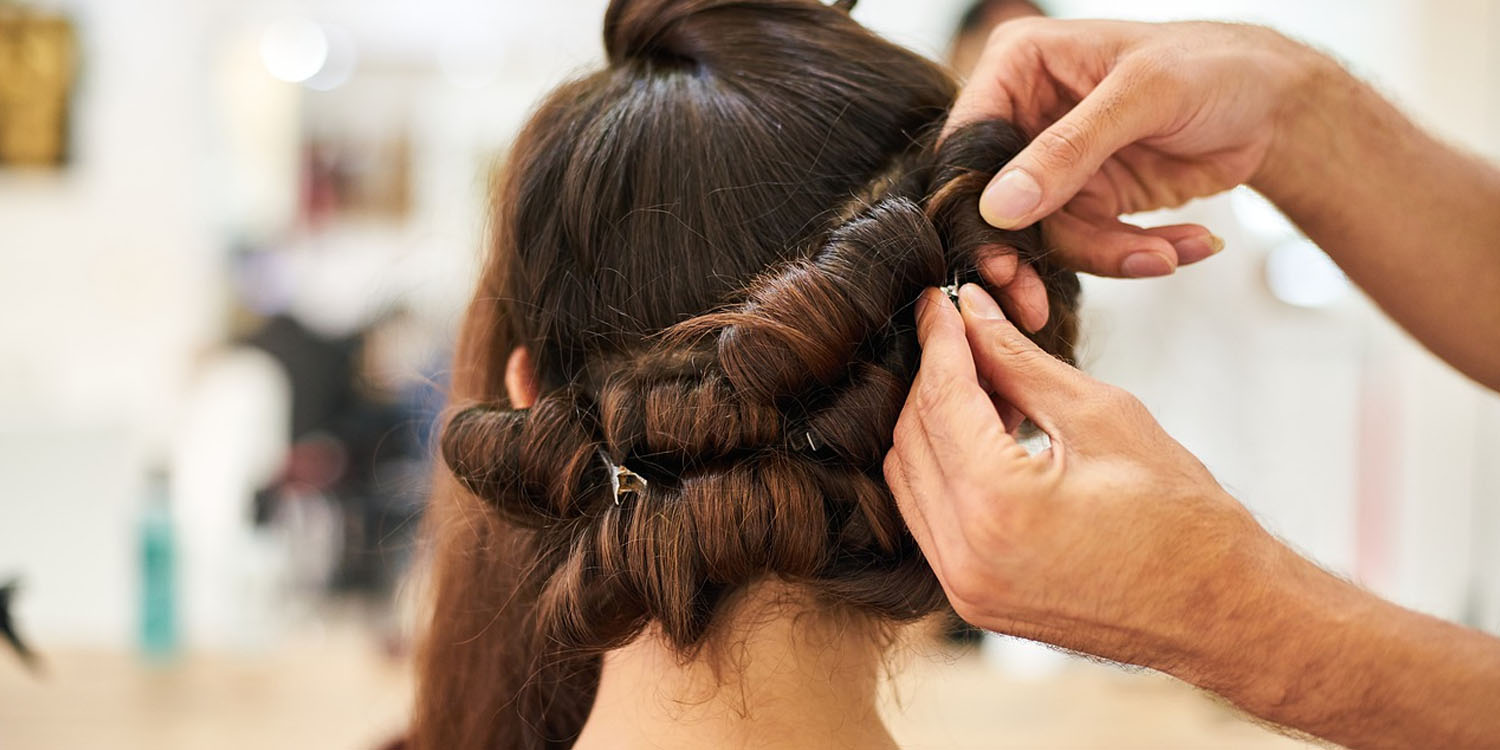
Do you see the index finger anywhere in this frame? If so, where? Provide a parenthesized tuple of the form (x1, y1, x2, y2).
(945, 17, 1076, 137)
(910, 288, 1017, 464)
(944, 27, 1024, 138)
(945, 18, 1139, 138)
(913, 287, 981, 395)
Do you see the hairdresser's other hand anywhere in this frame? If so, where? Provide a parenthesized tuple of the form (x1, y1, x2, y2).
(885, 285, 1284, 666)
(949, 19, 1317, 278)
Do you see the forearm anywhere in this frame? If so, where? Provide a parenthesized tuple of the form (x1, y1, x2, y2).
(1168, 537, 1500, 748)
(1252, 47, 1500, 391)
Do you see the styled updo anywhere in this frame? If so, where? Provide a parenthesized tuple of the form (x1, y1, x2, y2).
(416, 2, 1080, 749)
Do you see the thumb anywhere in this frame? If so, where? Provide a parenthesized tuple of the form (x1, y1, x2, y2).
(979, 70, 1160, 229)
(956, 284, 1094, 437)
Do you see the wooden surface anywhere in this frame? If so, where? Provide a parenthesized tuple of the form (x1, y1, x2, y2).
(0, 628, 1322, 750)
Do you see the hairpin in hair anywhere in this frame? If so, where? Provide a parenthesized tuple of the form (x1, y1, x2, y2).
(938, 275, 961, 305)
(599, 448, 649, 505)
(804, 430, 824, 452)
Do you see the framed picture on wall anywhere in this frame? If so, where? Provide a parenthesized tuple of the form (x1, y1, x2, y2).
(0, 6, 77, 168)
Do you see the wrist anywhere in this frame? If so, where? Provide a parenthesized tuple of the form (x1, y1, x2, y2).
(1115, 491, 1299, 679)
(1250, 40, 1353, 205)
(1161, 530, 1364, 723)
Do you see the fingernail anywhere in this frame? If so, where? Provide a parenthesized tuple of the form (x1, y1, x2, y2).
(1120, 252, 1175, 278)
(958, 283, 1005, 320)
(1173, 234, 1224, 265)
(980, 169, 1041, 228)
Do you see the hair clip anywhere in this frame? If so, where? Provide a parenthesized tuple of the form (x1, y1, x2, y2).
(938, 273, 961, 305)
(599, 448, 649, 505)
(804, 430, 824, 452)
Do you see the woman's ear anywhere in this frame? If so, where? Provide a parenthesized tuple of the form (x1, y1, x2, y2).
(504, 347, 540, 408)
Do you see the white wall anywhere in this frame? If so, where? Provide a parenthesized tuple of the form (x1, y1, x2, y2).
(0, 0, 227, 644)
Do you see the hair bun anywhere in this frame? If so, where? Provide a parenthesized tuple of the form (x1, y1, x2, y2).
(603, 0, 708, 67)
(603, 0, 855, 69)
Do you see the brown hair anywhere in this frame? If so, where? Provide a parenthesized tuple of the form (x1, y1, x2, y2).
(415, 1, 1080, 748)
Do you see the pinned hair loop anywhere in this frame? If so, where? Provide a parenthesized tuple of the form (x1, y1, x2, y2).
(599, 448, 650, 504)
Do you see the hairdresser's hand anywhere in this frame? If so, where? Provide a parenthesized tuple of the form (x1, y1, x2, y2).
(887, 284, 1500, 750)
(885, 284, 1283, 666)
(948, 19, 1319, 277)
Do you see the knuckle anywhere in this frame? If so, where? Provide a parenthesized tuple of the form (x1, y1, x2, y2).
(913, 373, 962, 415)
(948, 595, 985, 626)
(983, 20, 1013, 50)
(1074, 391, 1116, 423)
(986, 14, 1047, 48)
(974, 322, 1020, 354)
(1135, 52, 1190, 96)
(943, 559, 995, 618)
(1078, 384, 1141, 423)
(1123, 50, 1171, 85)
(910, 377, 944, 415)
(890, 404, 914, 439)
(1104, 383, 1147, 414)
(1095, 382, 1134, 405)
(1010, 346, 1058, 375)
(1033, 120, 1093, 171)
(985, 331, 1054, 372)
(881, 451, 903, 486)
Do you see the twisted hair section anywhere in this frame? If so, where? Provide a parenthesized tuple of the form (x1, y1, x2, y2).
(927, 120, 1082, 360)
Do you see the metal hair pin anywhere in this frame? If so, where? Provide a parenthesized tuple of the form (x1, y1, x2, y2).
(938, 274, 962, 305)
(804, 430, 824, 452)
(599, 448, 649, 505)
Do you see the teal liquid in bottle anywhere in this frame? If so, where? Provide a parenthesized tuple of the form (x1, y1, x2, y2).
(139, 470, 177, 660)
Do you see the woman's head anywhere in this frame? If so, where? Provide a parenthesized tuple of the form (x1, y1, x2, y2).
(418, 1, 1080, 747)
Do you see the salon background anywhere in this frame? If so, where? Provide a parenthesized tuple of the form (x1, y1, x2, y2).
(1, 0, 1497, 748)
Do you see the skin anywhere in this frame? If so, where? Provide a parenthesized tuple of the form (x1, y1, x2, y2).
(573, 583, 897, 750)
(889, 17, 1500, 749)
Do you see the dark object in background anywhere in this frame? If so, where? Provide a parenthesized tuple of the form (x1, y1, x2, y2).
(0, 578, 39, 673)
(244, 314, 361, 443)
(245, 309, 439, 600)
(948, 0, 1048, 79)
(942, 611, 986, 648)
(954, 0, 1046, 36)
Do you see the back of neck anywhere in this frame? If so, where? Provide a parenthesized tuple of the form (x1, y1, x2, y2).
(573, 582, 900, 750)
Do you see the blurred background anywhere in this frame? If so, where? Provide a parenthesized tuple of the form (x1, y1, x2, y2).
(0, 0, 1496, 747)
